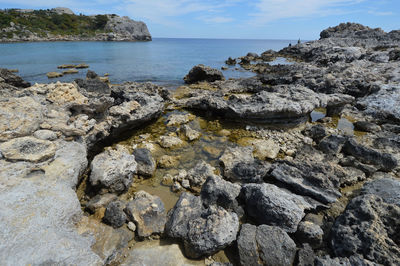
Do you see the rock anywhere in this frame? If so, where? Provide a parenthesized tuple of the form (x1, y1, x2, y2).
(89, 147, 137, 194)
(33, 130, 58, 141)
(241, 183, 312, 232)
(184, 64, 225, 84)
(200, 175, 241, 211)
(342, 138, 398, 171)
(127, 221, 136, 232)
(86, 70, 98, 79)
(63, 68, 79, 75)
(57, 64, 76, 69)
(247, 52, 259, 58)
(318, 135, 347, 155)
(124, 191, 166, 237)
(186, 161, 216, 188)
(302, 124, 328, 143)
(270, 159, 342, 204)
(133, 148, 156, 177)
(202, 145, 222, 158)
(181, 125, 201, 141)
(158, 155, 180, 168)
(105, 15, 152, 41)
(0, 136, 56, 162)
(158, 135, 185, 149)
(75, 63, 89, 69)
(297, 244, 316, 266)
(121, 241, 198, 266)
(237, 224, 297, 266)
(0, 68, 31, 87)
(166, 113, 193, 126)
(238, 137, 280, 160)
(0, 97, 43, 141)
(331, 194, 400, 265)
(46, 72, 63, 78)
(361, 177, 400, 206)
(86, 193, 118, 214)
(52, 7, 74, 15)
(221, 66, 228, 71)
(225, 57, 236, 65)
(354, 121, 381, 132)
(295, 221, 324, 248)
(74, 78, 110, 95)
(103, 200, 127, 228)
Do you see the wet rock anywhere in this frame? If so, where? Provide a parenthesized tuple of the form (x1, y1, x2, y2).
(295, 221, 324, 248)
(124, 191, 167, 237)
(133, 148, 156, 177)
(241, 183, 312, 232)
(0, 136, 56, 162)
(0, 68, 31, 87)
(103, 200, 127, 228)
(200, 175, 241, 211)
(158, 135, 185, 149)
(86, 70, 98, 79)
(75, 63, 89, 69)
(166, 113, 194, 126)
(63, 68, 79, 75)
(225, 57, 236, 65)
(166, 193, 239, 258)
(89, 147, 137, 194)
(58, 64, 76, 69)
(158, 155, 180, 168)
(238, 137, 280, 160)
(342, 138, 398, 171)
(318, 135, 347, 155)
(238, 224, 297, 266)
(0, 96, 44, 141)
(47, 72, 63, 78)
(184, 64, 225, 84)
(33, 129, 58, 141)
(181, 124, 201, 141)
(331, 194, 400, 265)
(186, 160, 216, 188)
(86, 193, 118, 213)
(361, 177, 400, 206)
(354, 121, 381, 132)
(270, 159, 342, 204)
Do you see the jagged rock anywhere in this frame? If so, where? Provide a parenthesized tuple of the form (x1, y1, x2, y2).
(52, 7, 74, 15)
(331, 194, 400, 265)
(105, 15, 152, 41)
(133, 148, 156, 177)
(302, 124, 328, 143)
(354, 121, 381, 132)
(342, 138, 398, 171)
(181, 125, 201, 141)
(315, 255, 376, 266)
(166, 113, 193, 126)
(186, 161, 216, 188)
(0, 136, 56, 162)
(318, 135, 347, 155)
(295, 221, 324, 248)
(89, 147, 137, 194)
(166, 193, 239, 258)
(86, 193, 118, 213)
(103, 200, 127, 228)
(184, 64, 225, 84)
(0, 68, 31, 87)
(124, 191, 166, 237)
(200, 175, 241, 211)
(86, 70, 98, 79)
(0, 97, 43, 141)
(225, 57, 236, 65)
(361, 177, 400, 206)
(75, 78, 110, 95)
(297, 243, 316, 266)
(270, 159, 342, 204)
(237, 224, 297, 266)
(241, 183, 312, 232)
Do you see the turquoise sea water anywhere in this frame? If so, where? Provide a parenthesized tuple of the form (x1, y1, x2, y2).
(0, 38, 294, 86)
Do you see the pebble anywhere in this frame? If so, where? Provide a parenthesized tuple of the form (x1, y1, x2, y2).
(127, 222, 136, 232)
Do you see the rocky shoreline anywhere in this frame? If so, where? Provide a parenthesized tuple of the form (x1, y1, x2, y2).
(0, 22, 400, 265)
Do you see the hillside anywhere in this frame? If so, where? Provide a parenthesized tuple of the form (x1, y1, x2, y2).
(0, 7, 151, 42)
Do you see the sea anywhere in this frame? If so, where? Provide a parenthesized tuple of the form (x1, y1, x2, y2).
(0, 38, 295, 87)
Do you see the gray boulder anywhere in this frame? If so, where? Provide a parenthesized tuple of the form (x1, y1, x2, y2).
(318, 135, 347, 155)
(89, 147, 137, 194)
(124, 191, 166, 237)
(133, 148, 156, 177)
(361, 177, 400, 206)
(103, 200, 127, 228)
(0, 68, 31, 88)
(241, 183, 312, 232)
(186, 160, 216, 188)
(237, 224, 297, 266)
(184, 64, 225, 84)
(295, 221, 324, 248)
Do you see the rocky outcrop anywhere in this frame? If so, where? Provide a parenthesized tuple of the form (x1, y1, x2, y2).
(184, 64, 225, 84)
(105, 15, 151, 41)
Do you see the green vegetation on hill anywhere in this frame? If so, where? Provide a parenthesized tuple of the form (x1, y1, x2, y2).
(0, 9, 110, 39)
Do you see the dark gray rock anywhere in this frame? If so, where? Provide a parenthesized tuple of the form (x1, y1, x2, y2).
(241, 183, 312, 232)
(184, 64, 225, 84)
(103, 201, 127, 228)
(315, 255, 376, 266)
(0, 68, 31, 88)
(225, 57, 236, 65)
(295, 221, 324, 248)
(86, 70, 98, 79)
(342, 138, 398, 171)
(318, 135, 347, 155)
(302, 124, 328, 143)
(331, 194, 400, 265)
(296, 243, 315, 266)
(133, 148, 156, 177)
(354, 121, 381, 132)
(361, 177, 400, 206)
(237, 224, 297, 266)
(200, 175, 241, 211)
(75, 78, 110, 95)
(86, 193, 118, 213)
(186, 161, 216, 188)
(124, 191, 166, 237)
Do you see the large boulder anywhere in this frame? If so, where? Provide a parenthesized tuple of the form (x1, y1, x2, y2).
(133, 148, 156, 177)
(184, 64, 225, 84)
(0, 68, 31, 88)
(241, 183, 312, 232)
(331, 194, 400, 265)
(237, 224, 297, 266)
(124, 191, 166, 237)
(105, 15, 152, 41)
(89, 147, 137, 194)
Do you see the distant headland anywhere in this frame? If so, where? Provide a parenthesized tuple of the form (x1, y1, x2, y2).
(0, 7, 152, 42)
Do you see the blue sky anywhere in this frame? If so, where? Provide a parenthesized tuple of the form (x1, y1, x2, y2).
(0, 0, 399, 39)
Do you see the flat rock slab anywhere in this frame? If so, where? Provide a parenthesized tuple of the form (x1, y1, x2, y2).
(361, 178, 400, 206)
(0, 136, 56, 162)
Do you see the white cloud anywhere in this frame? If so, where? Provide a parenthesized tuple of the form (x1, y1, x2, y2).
(200, 16, 234, 23)
(249, 0, 365, 24)
(367, 10, 393, 16)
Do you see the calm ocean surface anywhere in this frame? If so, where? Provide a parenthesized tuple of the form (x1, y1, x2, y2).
(0, 38, 295, 86)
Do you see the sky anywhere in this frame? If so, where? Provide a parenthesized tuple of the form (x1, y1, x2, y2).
(0, 0, 399, 39)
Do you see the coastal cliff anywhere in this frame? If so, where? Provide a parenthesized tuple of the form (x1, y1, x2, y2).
(0, 7, 151, 42)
